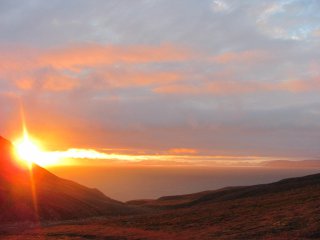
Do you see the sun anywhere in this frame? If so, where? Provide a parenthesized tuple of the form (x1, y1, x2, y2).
(14, 129, 62, 168)
(14, 132, 43, 167)
(14, 106, 62, 168)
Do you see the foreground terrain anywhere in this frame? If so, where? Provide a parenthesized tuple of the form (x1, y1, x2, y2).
(0, 136, 138, 223)
(1, 172, 320, 239)
(1, 135, 320, 239)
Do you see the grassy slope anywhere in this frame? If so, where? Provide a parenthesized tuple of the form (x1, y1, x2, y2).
(0, 137, 140, 223)
(2, 172, 320, 239)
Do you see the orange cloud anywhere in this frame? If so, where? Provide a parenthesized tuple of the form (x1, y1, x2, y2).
(15, 78, 34, 90)
(169, 148, 198, 155)
(0, 43, 193, 92)
(1, 44, 319, 96)
(13, 71, 79, 91)
(39, 43, 193, 70)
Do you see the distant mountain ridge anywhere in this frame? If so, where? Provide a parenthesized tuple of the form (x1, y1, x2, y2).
(123, 171, 320, 239)
(261, 159, 320, 168)
(3, 167, 318, 239)
(0, 136, 138, 223)
(128, 172, 320, 208)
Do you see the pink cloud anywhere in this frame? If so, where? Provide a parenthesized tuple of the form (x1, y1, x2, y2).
(38, 43, 193, 70)
(0, 44, 319, 96)
(280, 77, 320, 92)
(0, 43, 193, 92)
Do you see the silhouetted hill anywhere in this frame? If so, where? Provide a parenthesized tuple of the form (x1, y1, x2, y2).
(128, 172, 320, 209)
(1, 135, 320, 239)
(0, 136, 138, 223)
(122, 172, 320, 239)
(3, 171, 320, 239)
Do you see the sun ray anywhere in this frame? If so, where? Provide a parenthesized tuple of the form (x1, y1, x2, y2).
(14, 107, 43, 168)
(14, 104, 41, 224)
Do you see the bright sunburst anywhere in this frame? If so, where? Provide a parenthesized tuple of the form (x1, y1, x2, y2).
(13, 106, 61, 168)
(14, 130, 63, 168)
(14, 131, 43, 167)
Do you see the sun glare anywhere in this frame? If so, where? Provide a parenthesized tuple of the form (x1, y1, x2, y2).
(14, 132, 62, 167)
(14, 132, 43, 167)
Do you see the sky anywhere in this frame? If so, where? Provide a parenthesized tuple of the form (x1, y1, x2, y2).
(1, 0, 320, 165)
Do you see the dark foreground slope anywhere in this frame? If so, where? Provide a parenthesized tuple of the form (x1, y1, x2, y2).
(0, 136, 137, 223)
(128, 172, 320, 209)
(3, 170, 320, 239)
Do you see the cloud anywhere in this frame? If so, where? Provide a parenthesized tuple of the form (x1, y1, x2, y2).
(211, 0, 231, 13)
(312, 29, 320, 37)
(153, 81, 265, 95)
(211, 50, 270, 64)
(40, 43, 193, 69)
(36, 146, 283, 167)
(1, 0, 320, 159)
(280, 77, 320, 92)
(0, 43, 193, 92)
(3, 44, 318, 97)
(168, 148, 198, 155)
(92, 69, 183, 89)
(153, 76, 320, 95)
(255, 0, 320, 40)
